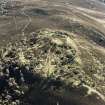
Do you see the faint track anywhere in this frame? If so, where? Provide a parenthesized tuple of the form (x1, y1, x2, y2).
(21, 6, 32, 36)
(83, 84, 105, 102)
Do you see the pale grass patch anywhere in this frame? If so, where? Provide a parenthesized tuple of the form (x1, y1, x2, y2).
(51, 38, 64, 46)
(18, 51, 29, 65)
(42, 52, 55, 77)
(66, 36, 82, 65)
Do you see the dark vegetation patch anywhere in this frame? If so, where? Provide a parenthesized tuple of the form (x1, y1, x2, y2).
(24, 8, 66, 17)
(25, 8, 49, 16)
(62, 22, 105, 47)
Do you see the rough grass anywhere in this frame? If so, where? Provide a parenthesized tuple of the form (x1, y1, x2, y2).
(0, 29, 105, 105)
(0, 29, 81, 105)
